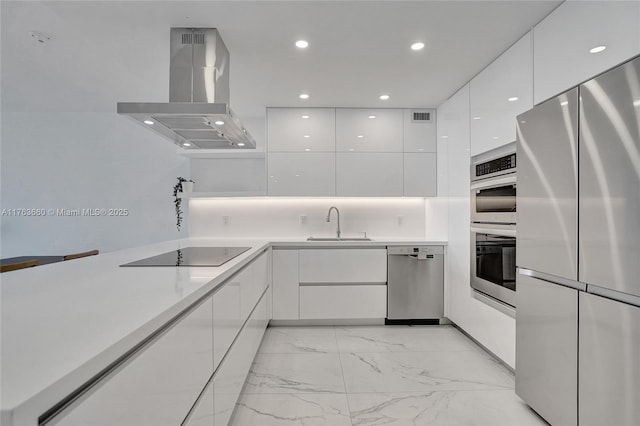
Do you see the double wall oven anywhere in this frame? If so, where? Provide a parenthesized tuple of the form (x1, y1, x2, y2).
(470, 142, 517, 308)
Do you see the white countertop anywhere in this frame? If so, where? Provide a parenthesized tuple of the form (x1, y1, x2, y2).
(0, 237, 446, 425)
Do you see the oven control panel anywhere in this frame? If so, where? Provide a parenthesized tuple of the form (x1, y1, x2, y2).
(475, 153, 516, 178)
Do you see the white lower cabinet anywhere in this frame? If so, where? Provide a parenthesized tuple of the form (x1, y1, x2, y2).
(214, 290, 269, 426)
(51, 298, 214, 426)
(299, 249, 387, 283)
(272, 249, 299, 320)
(336, 153, 403, 196)
(299, 284, 387, 319)
(213, 277, 242, 371)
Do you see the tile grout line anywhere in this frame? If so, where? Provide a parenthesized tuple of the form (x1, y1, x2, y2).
(334, 326, 355, 426)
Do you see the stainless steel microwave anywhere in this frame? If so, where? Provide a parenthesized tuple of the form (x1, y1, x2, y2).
(471, 142, 517, 225)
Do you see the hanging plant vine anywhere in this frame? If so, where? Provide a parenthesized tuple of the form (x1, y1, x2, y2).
(173, 177, 194, 231)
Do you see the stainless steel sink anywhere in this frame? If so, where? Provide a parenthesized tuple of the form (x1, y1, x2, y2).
(307, 237, 372, 241)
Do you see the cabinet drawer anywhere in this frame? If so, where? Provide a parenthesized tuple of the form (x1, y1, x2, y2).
(213, 278, 242, 371)
(51, 298, 214, 426)
(214, 290, 269, 426)
(299, 249, 387, 283)
(299, 285, 387, 319)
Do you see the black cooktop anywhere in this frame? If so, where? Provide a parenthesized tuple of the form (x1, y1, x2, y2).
(120, 247, 251, 267)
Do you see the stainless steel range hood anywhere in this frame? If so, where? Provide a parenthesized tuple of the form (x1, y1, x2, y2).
(117, 28, 255, 149)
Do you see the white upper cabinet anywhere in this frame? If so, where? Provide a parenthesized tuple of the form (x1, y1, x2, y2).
(403, 109, 437, 152)
(533, 1, 640, 104)
(336, 152, 403, 196)
(267, 108, 336, 152)
(267, 152, 336, 196)
(470, 32, 533, 156)
(404, 153, 437, 197)
(336, 109, 403, 152)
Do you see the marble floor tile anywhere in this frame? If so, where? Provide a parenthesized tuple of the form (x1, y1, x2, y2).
(340, 351, 514, 393)
(231, 393, 352, 426)
(335, 325, 479, 353)
(259, 327, 339, 354)
(347, 390, 546, 426)
(243, 353, 346, 394)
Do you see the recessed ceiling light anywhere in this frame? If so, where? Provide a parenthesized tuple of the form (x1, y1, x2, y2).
(368, 115, 376, 119)
(214, 120, 225, 125)
(418, 148, 425, 151)
(379, 94, 390, 100)
(304, 148, 311, 151)
(357, 135, 364, 139)
(492, 136, 499, 140)
(473, 116, 481, 120)
(303, 135, 311, 138)
(299, 93, 310, 99)
(295, 40, 309, 49)
(441, 135, 449, 139)
(295, 174, 300, 177)
(411, 42, 425, 51)
(237, 143, 245, 146)
(348, 148, 355, 151)
(183, 142, 191, 147)
(590, 45, 606, 54)
(143, 120, 154, 125)
(508, 97, 519, 102)
(301, 115, 310, 119)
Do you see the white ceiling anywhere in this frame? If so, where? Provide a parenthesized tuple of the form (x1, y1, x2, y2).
(1, 1, 562, 119)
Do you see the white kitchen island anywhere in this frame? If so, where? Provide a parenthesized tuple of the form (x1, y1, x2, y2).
(0, 237, 445, 426)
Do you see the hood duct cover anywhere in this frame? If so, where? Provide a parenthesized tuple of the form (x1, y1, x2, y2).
(117, 28, 255, 149)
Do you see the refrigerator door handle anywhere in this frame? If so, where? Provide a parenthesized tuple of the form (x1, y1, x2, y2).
(586, 284, 640, 308)
(518, 268, 587, 292)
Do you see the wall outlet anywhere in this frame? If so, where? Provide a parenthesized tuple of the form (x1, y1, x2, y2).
(299, 215, 307, 225)
(222, 215, 230, 226)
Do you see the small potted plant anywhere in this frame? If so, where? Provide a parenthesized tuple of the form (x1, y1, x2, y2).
(173, 177, 195, 231)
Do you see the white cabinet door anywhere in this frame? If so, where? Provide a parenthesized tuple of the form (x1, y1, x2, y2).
(189, 157, 266, 195)
(336, 108, 403, 152)
(214, 292, 269, 426)
(403, 109, 437, 152)
(299, 285, 387, 319)
(470, 32, 533, 156)
(213, 278, 242, 371)
(267, 108, 336, 152)
(299, 249, 387, 284)
(272, 249, 299, 320)
(268, 153, 336, 196)
(183, 381, 214, 426)
(241, 251, 268, 320)
(336, 153, 402, 196)
(403, 153, 437, 197)
(533, 1, 640, 104)
(52, 298, 214, 426)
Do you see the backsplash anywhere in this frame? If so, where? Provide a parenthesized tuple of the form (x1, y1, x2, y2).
(189, 198, 447, 239)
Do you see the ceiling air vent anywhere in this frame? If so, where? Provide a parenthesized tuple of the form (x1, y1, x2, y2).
(181, 33, 205, 45)
(411, 109, 434, 123)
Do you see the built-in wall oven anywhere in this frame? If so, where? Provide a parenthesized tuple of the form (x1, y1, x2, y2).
(470, 142, 517, 308)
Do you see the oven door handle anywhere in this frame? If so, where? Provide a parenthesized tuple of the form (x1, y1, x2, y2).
(470, 174, 517, 191)
(470, 225, 516, 237)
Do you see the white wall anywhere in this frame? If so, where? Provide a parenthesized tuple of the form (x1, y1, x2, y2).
(438, 85, 516, 368)
(0, 3, 189, 257)
(189, 197, 447, 240)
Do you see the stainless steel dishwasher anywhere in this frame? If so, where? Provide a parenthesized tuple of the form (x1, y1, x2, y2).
(386, 246, 444, 324)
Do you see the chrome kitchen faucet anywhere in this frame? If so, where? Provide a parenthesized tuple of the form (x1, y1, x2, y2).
(326, 206, 341, 239)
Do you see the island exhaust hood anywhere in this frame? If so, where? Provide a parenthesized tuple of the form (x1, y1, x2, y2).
(117, 28, 255, 149)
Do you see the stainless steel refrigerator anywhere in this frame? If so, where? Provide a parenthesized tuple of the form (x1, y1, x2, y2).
(516, 55, 640, 426)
